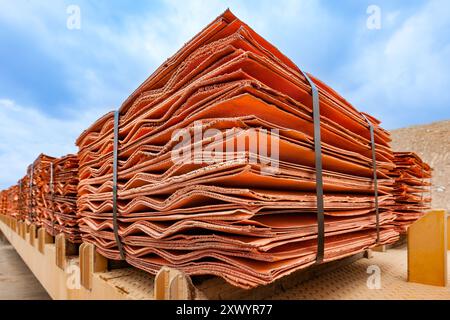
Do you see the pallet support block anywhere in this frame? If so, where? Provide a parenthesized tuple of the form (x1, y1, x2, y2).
(79, 242, 108, 290)
(22, 223, 29, 239)
(448, 214, 450, 251)
(21, 222, 25, 238)
(408, 210, 448, 287)
(373, 245, 387, 252)
(18, 221, 24, 238)
(29, 224, 37, 247)
(155, 267, 195, 300)
(38, 228, 54, 254)
(363, 249, 373, 259)
(55, 234, 78, 270)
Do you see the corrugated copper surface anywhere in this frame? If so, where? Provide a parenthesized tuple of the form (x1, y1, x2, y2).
(390, 152, 432, 233)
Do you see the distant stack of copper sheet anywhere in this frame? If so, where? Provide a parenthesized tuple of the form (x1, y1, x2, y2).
(0, 190, 7, 216)
(20, 173, 32, 224)
(0, 186, 19, 218)
(16, 177, 27, 221)
(25, 154, 55, 226)
(75, 10, 400, 289)
(390, 152, 432, 233)
(42, 155, 81, 243)
(8, 186, 19, 219)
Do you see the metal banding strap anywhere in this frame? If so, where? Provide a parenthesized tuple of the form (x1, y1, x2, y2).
(361, 114, 380, 244)
(301, 72, 325, 263)
(50, 162, 54, 194)
(50, 162, 55, 235)
(420, 161, 424, 207)
(18, 181, 22, 216)
(112, 110, 126, 260)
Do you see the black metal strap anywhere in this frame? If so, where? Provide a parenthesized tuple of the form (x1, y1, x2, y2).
(301, 72, 325, 263)
(428, 167, 432, 206)
(50, 162, 55, 235)
(112, 110, 125, 260)
(420, 161, 424, 206)
(18, 181, 22, 217)
(361, 114, 380, 244)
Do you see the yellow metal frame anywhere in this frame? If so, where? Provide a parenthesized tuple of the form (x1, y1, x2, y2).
(407, 210, 448, 287)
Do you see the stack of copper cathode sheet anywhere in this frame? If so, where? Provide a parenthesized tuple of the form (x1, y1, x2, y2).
(26, 154, 55, 227)
(2, 154, 81, 242)
(44, 154, 81, 243)
(75, 10, 399, 289)
(6, 186, 20, 219)
(18, 177, 29, 222)
(0, 187, 17, 217)
(0, 190, 7, 216)
(390, 152, 432, 233)
(0, 187, 13, 217)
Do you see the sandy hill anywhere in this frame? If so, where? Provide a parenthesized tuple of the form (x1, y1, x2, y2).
(390, 120, 449, 211)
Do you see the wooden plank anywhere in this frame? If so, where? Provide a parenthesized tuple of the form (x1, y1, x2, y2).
(154, 267, 170, 300)
(38, 228, 54, 254)
(79, 242, 108, 290)
(408, 210, 447, 287)
(448, 215, 450, 251)
(21, 222, 26, 238)
(29, 224, 37, 247)
(155, 267, 195, 300)
(55, 234, 65, 269)
(170, 272, 195, 300)
(17, 221, 23, 238)
(55, 233, 79, 270)
(373, 245, 387, 252)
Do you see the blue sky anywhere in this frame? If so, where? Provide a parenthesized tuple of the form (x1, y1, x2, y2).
(0, 0, 449, 188)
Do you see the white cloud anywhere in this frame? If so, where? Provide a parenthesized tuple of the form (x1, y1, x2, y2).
(0, 99, 109, 189)
(338, 0, 450, 129)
